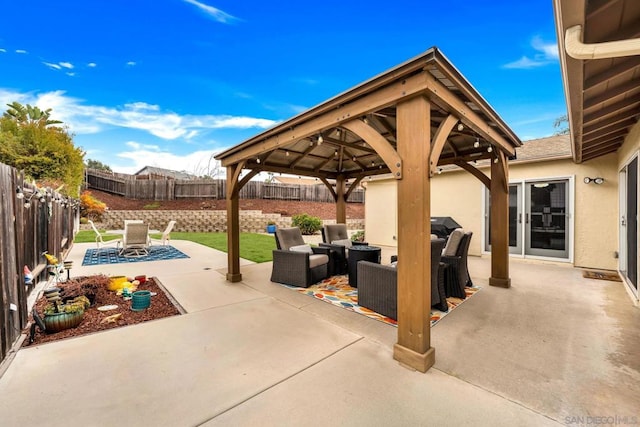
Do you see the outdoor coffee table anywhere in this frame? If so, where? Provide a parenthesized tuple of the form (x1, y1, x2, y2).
(348, 245, 381, 287)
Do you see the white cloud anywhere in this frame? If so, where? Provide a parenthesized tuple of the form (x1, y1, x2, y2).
(126, 61, 136, 67)
(503, 56, 547, 69)
(59, 62, 74, 69)
(0, 48, 6, 53)
(87, 62, 97, 68)
(113, 146, 222, 175)
(15, 49, 27, 54)
(66, 72, 76, 77)
(183, 0, 239, 24)
(503, 36, 559, 69)
(0, 88, 277, 139)
(43, 62, 62, 70)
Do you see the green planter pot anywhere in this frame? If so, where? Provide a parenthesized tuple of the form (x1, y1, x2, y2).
(44, 311, 84, 334)
(131, 290, 151, 311)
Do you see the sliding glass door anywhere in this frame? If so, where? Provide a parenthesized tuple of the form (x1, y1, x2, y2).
(486, 179, 571, 260)
(620, 157, 638, 292)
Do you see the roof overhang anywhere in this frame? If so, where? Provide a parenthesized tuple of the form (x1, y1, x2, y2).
(216, 47, 520, 181)
(554, 0, 640, 163)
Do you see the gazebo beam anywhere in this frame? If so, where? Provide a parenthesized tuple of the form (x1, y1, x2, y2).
(489, 150, 510, 287)
(393, 95, 434, 373)
(220, 72, 431, 166)
(336, 175, 347, 223)
(424, 73, 515, 157)
(342, 119, 402, 179)
(430, 114, 458, 177)
(225, 164, 243, 283)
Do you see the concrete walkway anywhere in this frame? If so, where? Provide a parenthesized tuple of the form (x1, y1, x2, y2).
(0, 240, 638, 426)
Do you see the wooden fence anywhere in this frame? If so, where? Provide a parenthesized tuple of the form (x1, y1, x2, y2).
(86, 169, 365, 203)
(0, 162, 77, 363)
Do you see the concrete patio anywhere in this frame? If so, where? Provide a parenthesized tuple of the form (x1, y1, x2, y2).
(0, 239, 638, 426)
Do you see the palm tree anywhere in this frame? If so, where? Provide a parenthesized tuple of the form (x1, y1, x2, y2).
(3, 101, 62, 127)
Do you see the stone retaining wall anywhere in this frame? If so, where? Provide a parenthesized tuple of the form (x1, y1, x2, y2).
(100, 210, 364, 233)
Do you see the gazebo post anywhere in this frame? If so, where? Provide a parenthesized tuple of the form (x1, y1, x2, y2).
(489, 151, 510, 287)
(336, 174, 347, 224)
(225, 164, 242, 282)
(393, 96, 435, 372)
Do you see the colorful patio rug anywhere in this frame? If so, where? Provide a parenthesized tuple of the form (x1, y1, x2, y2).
(82, 246, 189, 266)
(285, 275, 480, 327)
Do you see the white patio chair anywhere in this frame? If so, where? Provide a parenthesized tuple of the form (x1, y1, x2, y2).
(88, 220, 121, 252)
(150, 220, 176, 247)
(119, 223, 150, 257)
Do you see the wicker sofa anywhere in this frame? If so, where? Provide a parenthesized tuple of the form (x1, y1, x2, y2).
(357, 238, 448, 320)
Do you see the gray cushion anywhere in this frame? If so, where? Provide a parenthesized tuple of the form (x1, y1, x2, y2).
(331, 238, 352, 248)
(324, 224, 349, 242)
(309, 254, 329, 268)
(290, 244, 313, 254)
(276, 227, 305, 250)
(443, 228, 464, 256)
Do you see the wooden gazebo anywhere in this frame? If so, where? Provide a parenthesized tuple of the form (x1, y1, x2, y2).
(216, 47, 521, 372)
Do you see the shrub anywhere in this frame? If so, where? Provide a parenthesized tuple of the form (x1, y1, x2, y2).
(79, 190, 106, 221)
(79, 217, 88, 224)
(292, 213, 322, 235)
(143, 201, 161, 210)
(351, 230, 365, 242)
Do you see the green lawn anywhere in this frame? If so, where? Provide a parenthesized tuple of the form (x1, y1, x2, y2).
(74, 230, 276, 263)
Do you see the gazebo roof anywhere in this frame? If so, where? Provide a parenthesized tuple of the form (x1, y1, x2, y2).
(216, 47, 521, 181)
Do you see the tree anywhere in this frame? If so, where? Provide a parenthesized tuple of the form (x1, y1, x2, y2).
(553, 114, 569, 135)
(86, 158, 112, 172)
(3, 101, 62, 127)
(0, 102, 85, 197)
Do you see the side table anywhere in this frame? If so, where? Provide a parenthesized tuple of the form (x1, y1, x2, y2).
(348, 245, 381, 287)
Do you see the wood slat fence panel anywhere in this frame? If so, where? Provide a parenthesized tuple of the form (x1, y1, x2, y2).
(86, 169, 364, 203)
(0, 162, 78, 363)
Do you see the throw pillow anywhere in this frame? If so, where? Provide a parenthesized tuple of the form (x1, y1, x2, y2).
(331, 238, 353, 248)
(289, 244, 313, 254)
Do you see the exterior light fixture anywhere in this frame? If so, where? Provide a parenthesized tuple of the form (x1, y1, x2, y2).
(334, 149, 338, 157)
(363, 116, 369, 125)
(457, 123, 464, 131)
(256, 158, 261, 164)
(352, 156, 356, 162)
(584, 177, 605, 185)
(317, 134, 323, 145)
(335, 129, 341, 137)
(473, 138, 480, 148)
(487, 146, 493, 153)
(16, 187, 24, 199)
(285, 151, 290, 156)
(494, 157, 499, 164)
(437, 168, 443, 174)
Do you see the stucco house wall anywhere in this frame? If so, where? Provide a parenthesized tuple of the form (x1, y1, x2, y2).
(365, 144, 620, 271)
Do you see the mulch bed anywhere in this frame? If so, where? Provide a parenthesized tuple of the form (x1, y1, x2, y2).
(24, 276, 181, 347)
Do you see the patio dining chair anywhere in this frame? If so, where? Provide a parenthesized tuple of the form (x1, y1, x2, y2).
(88, 219, 121, 252)
(271, 227, 331, 288)
(119, 223, 150, 257)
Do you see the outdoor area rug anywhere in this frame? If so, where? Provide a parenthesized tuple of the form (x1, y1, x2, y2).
(82, 246, 190, 266)
(582, 269, 622, 282)
(284, 275, 480, 327)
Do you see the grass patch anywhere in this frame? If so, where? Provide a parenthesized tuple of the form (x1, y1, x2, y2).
(143, 201, 161, 209)
(74, 230, 276, 263)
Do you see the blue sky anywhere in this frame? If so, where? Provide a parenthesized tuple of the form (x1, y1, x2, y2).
(0, 1, 565, 175)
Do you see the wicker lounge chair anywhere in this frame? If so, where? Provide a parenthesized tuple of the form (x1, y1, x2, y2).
(271, 227, 331, 288)
(357, 238, 448, 320)
(319, 224, 367, 275)
(442, 231, 473, 299)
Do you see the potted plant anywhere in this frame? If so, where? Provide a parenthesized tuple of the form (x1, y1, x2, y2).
(42, 298, 87, 333)
(266, 221, 277, 234)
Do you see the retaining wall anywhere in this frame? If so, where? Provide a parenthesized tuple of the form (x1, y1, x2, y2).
(99, 210, 364, 233)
